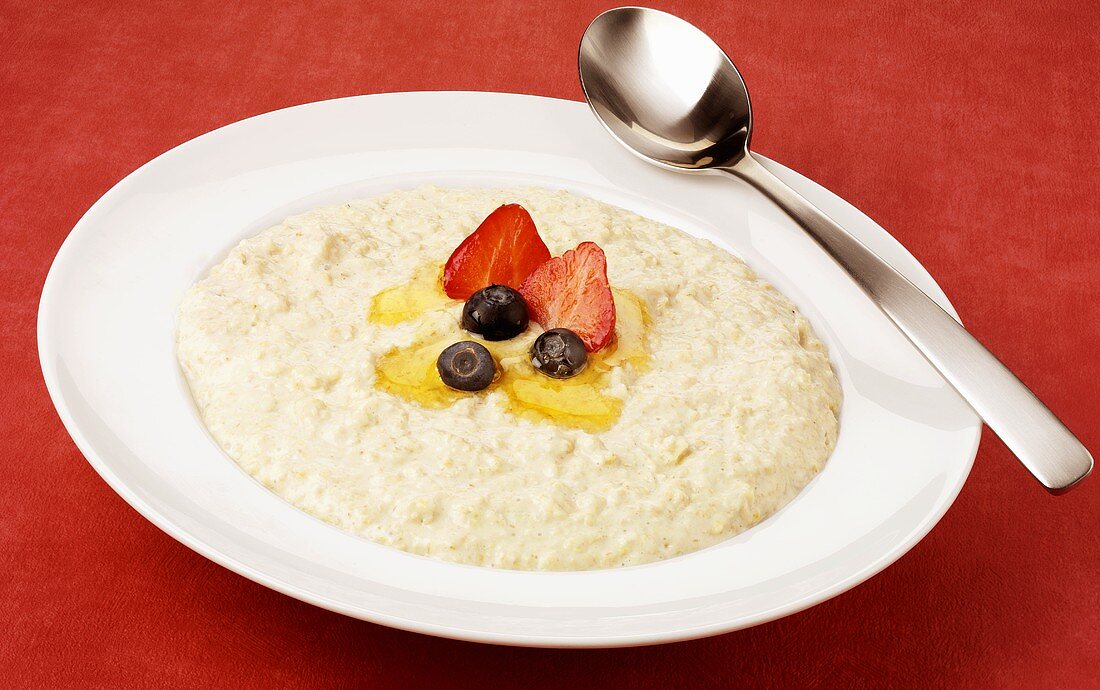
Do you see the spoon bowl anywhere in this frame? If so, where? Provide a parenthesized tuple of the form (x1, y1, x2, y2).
(579, 6, 752, 170)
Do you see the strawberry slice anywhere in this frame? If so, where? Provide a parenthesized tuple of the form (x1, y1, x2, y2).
(442, 204, 551, 299)
(519, 242, 616, 352)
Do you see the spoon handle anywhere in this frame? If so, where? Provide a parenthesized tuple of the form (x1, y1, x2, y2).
(724, 153, 1092, 493)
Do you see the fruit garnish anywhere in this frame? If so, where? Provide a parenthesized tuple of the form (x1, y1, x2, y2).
(442, 204, 551, 299)
(519, 242, 616, 352)
(372, 280, 649, 430)
(530, 328, 588, 379)
(436, 341, 497, 391)
(461, 285, 529, 341)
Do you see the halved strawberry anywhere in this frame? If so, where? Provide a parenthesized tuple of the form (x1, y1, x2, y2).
(519, 242, 616, 352)
(442, 204, 551, 299)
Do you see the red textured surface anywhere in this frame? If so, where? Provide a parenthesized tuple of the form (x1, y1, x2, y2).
(3, 0, 1098, 686)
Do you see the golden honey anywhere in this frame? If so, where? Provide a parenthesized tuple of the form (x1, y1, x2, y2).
(367, 264, 446, 326)
(369, 265, 648, 431)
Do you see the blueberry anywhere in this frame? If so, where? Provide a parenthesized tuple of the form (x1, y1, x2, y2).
(461, 285, 529, 341)
(437, 341, 497, 391)
(530, 328, 588, 379)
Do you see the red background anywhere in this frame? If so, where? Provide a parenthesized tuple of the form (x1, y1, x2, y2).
(3, 0, 1098, 687)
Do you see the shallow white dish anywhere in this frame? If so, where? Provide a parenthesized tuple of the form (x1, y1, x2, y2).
(38, 91, 980, 647)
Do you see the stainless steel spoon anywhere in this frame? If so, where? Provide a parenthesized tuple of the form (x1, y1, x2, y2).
(579, 6, 1092, 493)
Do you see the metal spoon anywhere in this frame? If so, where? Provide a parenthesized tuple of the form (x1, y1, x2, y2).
(579, 6, 1092, 493)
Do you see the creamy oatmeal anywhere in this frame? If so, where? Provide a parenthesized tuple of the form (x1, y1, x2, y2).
(177, 186, 841, 570)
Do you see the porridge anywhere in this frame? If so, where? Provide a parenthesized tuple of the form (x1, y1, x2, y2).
(176, 186, 841, 570)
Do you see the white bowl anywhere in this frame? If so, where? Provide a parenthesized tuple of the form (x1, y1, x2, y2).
(38, 92, 980, 647)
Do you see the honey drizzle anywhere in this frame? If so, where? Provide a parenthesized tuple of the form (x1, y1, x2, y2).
(369, 265, 648, 432)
